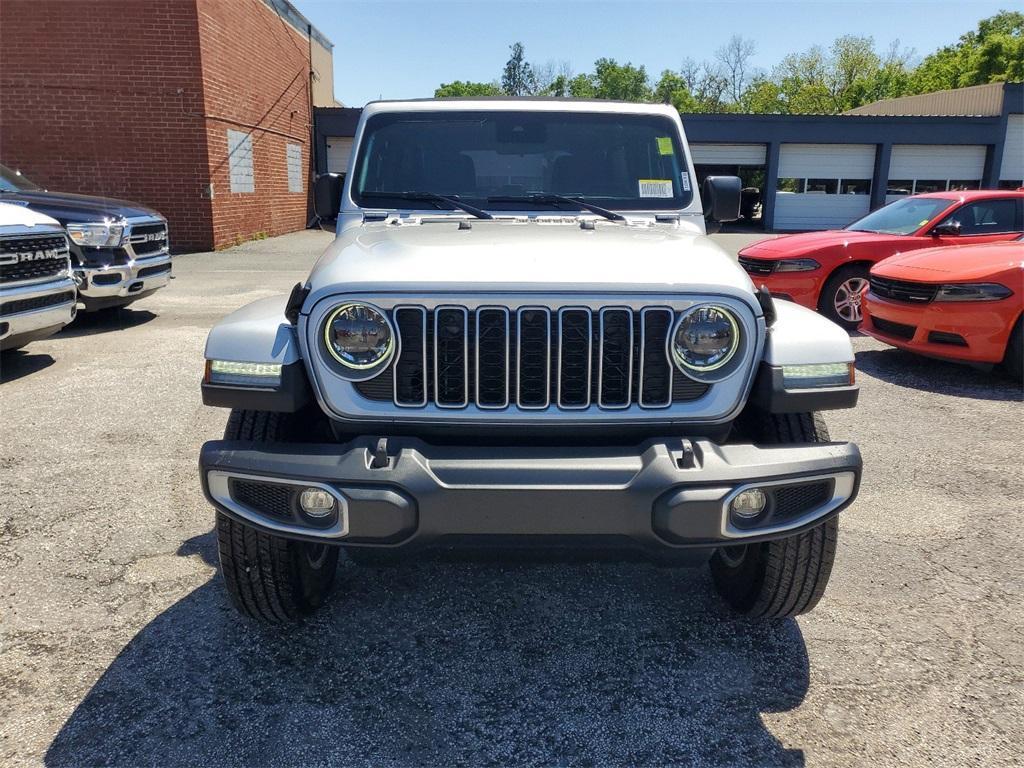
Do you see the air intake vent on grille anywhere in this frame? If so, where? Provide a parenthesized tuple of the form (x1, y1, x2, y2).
(435, 307, 468, 406)
(639, 308, 673, 407)
(353, 304, 711, 410)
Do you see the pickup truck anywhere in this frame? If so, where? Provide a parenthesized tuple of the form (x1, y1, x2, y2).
(0, 163, 170, 311)
(0, 202, 76, 351)
(199, 100, 862, 624)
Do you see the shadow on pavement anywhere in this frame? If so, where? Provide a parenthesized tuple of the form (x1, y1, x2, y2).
(856, 348, 1022, 401)
(58, 307, 157, 338)
(46, 533, 810, 767)
(0, 350, 55, 382)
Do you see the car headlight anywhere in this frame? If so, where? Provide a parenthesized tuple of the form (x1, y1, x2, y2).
(774, 258, 820, 272)
(933, 283, 1012, 302)
(323, 302, 394, 370)
(66, 220, 126, 248)
(671, 304, 740, 374)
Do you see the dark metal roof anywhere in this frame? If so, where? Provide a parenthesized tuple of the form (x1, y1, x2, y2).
(843, 82, 1007, 117)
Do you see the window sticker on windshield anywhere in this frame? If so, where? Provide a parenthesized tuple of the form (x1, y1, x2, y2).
(639, 179, 673, 198)
(680, 172, 691, 192)
(656, 137, 674, 156)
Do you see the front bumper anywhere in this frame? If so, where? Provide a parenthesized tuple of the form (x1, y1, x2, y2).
(76, 253, 171, 308)
(862, 291, 1016, 364)
(0, 276, 78, 350)
(200, 436, 861, 555)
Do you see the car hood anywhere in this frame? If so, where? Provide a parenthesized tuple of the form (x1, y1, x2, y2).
(0, 190, 163, 225)
(0, 201, 61, 229)
(305, 219, 757, 308)
(740, 229, 900, 257)
(872, 241, 1024, 283)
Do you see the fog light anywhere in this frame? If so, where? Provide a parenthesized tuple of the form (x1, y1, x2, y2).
(730, 488, 767, 519)
(298, 488, 336, 518)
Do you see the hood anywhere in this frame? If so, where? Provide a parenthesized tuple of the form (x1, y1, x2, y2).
(741, 229, 897, 257)
(872, 241, 1024, 283)
(0, 201, 61, 229)
(0, 189, 162, 225)
(306, 218, 756, 306)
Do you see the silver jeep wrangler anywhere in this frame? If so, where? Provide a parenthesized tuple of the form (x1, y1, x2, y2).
(200, 100, 861, 623)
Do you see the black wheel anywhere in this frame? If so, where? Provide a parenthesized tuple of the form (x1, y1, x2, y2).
(711, 412, 839, 618)
(215, 409, 339, 623)
(1001, 316, 1023, 383)
(819, 264, 869, 330)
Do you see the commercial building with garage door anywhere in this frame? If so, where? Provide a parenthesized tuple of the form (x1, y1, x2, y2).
(313, 82, 1020, 233)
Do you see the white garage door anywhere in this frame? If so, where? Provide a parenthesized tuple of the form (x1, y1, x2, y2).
(326, 136, 354, 175)
(1000, 115, 1023, 183)
(690, 143, 767, 166)
(886, 144, 987, 201)
(774, 144, 875, 230)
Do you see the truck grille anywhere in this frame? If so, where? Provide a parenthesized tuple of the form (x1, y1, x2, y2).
(0, 234, 69, 284)
(127, 221, 168, 257)
(357, 305, 710, 410)
(869, 276, 937, 304)
(0, 290, 75, 317)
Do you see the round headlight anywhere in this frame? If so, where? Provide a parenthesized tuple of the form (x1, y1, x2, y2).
(671, 305, 740, 373)
(323, 303, 394, 369)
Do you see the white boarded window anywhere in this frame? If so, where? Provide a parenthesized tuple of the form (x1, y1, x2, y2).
(286, 143, 303, 193)
(227, 130, 254, 193)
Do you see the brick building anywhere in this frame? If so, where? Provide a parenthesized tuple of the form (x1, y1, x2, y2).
(0, 0, 337, 251)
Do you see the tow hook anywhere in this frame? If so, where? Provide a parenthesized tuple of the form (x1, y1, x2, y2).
(369, 437, 390, 469)
(677, 439, 699, 469)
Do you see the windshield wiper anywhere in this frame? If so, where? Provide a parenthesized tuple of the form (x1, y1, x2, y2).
(486, 193, 626, 222)
(360, 190, 493, 219)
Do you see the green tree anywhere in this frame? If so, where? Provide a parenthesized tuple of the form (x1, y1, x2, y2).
(591, 58, 652, 101)
(434, 80, 504, 98)
(501, 42, 537, 96)
(911, 10, 1024, 90)
(654, 70, 697, 112)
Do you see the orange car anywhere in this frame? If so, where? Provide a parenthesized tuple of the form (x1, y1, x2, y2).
(862, 235, 1023, 379)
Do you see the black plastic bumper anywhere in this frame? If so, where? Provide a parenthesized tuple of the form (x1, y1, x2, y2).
(200, 436, 861, 555)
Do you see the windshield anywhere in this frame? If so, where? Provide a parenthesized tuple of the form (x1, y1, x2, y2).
(351, 110, 693, 211)
(846, 197, 954, 235)
(0, 163, 41, 192)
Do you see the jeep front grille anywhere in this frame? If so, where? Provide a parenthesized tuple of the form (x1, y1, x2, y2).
(0, 234, 69, 285)
(356, 305, 710, 410)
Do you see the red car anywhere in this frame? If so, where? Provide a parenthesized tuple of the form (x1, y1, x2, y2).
(738, 190, 1024, 329)
(862, 235, 1023, 380)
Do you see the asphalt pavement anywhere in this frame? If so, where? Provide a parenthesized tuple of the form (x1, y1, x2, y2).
(1, 228, 1022, 767)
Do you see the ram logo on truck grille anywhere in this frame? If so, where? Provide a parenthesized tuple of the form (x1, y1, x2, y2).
(0, 248, 64, 266)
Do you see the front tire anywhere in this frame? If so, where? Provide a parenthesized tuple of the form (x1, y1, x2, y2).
(819, 264, 869, 330)
(215, 409, 339, 623)
(711, 412, 839, 618)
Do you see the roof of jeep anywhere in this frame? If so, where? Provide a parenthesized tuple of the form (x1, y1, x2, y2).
(360, 98, 680, 117)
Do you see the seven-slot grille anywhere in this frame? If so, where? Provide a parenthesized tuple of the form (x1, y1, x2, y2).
(868, 275, 938, 304)
(0, 233, 69, 284)
(358, 305, 711, 410)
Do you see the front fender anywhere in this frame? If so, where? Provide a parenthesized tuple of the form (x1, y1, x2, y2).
(752, 299, 858, 413)
(202, 295, 311, 411)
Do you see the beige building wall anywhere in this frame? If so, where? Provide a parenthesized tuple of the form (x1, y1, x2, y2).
(311, 38, 340, 107)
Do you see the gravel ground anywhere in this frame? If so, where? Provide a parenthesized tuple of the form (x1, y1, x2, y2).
(1, 228, 1022, 767)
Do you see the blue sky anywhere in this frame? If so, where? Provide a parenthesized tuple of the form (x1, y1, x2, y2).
(291, 0, 1011, 107)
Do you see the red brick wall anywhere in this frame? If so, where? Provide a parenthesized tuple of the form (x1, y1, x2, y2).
(196, 0, 312, 248)
(0, 0, 214, 251)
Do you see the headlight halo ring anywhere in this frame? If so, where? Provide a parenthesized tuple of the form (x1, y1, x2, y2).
(670, 303, 742, 378)
(321, 301, 396, 373)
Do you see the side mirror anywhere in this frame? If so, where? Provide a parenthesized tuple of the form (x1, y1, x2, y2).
(701, 175, 742, 223)
(314, 173, 343, 220)
(932, 221, 961, 237)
